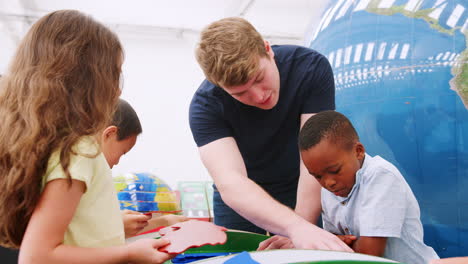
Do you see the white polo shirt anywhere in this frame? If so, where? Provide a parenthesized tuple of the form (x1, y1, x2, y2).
(321, 153, 439, 264)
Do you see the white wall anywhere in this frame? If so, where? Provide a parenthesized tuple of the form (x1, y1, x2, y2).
(0, 20, 211, 189)
(0, 21, 26, 73)
(0, 0, 330, 189)
(115, 32, 210, 189)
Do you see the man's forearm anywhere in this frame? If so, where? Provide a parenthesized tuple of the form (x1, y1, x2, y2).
(217, 176, 309, 237)
(295, 162, 321, 224)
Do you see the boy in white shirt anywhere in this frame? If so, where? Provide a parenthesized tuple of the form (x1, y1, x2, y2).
(297, 110, 438, 264)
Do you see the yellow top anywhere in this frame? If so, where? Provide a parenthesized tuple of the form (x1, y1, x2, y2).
(42, 137, 125, 247)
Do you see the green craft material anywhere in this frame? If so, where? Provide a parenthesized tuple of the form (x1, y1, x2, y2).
(184, 230, 270, 253)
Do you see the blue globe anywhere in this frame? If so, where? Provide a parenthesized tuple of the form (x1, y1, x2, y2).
(114, 172, 179, 213)
(309, 0, 468, 257)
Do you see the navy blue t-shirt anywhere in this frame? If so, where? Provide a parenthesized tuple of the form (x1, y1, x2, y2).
(189, 45, 335, 201)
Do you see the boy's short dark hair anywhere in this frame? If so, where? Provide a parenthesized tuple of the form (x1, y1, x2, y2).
(299, 110, 359, 151)
(112, 99, 142, 140)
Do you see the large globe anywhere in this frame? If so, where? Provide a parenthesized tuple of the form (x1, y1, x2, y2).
(309, 0, 467, 257)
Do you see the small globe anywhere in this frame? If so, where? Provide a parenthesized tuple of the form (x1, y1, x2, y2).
(114, 172, 180, 213)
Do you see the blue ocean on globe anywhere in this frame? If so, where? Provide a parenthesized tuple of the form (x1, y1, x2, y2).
(309, 0, 467, 257)
(113, 172, 178, 212)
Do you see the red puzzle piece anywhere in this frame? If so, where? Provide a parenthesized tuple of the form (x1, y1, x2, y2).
(158, 220, 227, 254)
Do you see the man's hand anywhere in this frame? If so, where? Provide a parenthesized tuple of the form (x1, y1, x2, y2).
(336, 234, 357, 246)
(257, 235, 294, 250)
(122, 210, 151, 238)
(287, 221, 353, 252)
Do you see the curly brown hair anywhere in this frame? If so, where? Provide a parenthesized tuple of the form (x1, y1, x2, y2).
(0, 10, 123, 248)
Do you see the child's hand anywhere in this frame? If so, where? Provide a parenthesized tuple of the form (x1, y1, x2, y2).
(122, 210, 152, 238)
(153, 214, 189, 226)
(127, 238, 176, 264)
(136, 214, 189, 235)
(336, 234, 357, 246)
(257, 235, 294, 250)
(145, 214, 189, 229)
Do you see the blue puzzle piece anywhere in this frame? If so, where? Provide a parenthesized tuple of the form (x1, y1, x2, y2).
(223, 251, 259, 264)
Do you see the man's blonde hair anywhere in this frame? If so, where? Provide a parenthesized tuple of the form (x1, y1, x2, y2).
(195, 17, 268, 88)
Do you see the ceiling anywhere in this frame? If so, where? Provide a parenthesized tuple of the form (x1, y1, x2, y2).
(0, 0, 330, 45)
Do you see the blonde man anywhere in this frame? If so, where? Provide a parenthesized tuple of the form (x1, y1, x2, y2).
(189, 17, 350, 252)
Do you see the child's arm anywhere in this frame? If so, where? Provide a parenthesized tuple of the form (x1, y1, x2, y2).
(151, 214, 189, 227)
(19, 179, 174, 264)
(351, 236, 387, 257)
(138, 214, 189, 234)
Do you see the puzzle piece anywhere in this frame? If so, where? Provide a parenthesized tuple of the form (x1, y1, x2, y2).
(158, 220, 227, 254)
(224, 251, 260, 264)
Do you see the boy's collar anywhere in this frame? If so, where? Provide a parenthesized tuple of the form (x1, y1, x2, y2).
(331, 153, 370, 202)
(360, 153, 371, 172)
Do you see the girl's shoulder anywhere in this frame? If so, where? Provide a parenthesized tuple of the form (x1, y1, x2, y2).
(72, 136, 100, 156)
(42, 136, 104, 187)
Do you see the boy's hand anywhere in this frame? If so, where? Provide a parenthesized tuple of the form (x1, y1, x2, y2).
(257, 235, 294, 250)
(122, 210, 152, 238)
(336, 234, 357, 246)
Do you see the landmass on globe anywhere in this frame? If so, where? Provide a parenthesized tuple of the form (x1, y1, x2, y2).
(366, 0, 468, 109)
(113, 172, 180, 213)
